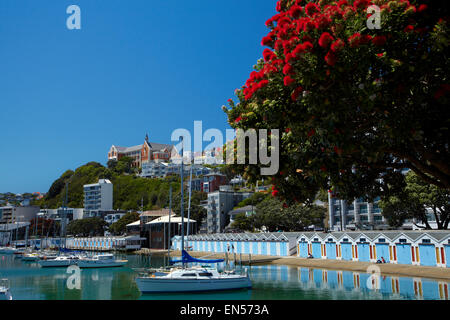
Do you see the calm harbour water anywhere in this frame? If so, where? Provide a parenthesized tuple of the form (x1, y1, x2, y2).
(0, 253, 448, 300)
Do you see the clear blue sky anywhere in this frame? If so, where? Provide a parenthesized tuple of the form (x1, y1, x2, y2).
(0, 0, 276, 193)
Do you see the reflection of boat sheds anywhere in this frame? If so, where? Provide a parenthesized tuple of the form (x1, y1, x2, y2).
(146, 215, 196, 250)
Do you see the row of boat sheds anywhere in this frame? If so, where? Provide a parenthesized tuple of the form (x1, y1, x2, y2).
(172, 230, 450, 268)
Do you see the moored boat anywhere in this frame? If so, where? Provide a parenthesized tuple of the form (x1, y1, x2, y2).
(38, 255, 79, 268)
(0, 247, 19, 254)
(77, 254, 127, 268)
(135, 266, 251, 293)
(22, 253, 41, 262)
(0, 279, 12, 300)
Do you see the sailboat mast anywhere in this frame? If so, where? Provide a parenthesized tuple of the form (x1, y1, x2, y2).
(168, 184, 172, 261)
(186, 164, 193, 243)
(180, 136, 185, 268)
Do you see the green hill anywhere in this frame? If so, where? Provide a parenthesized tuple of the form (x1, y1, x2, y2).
(35, 159, 181, 211)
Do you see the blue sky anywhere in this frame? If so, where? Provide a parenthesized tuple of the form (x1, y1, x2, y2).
(0, 0, 276, 193)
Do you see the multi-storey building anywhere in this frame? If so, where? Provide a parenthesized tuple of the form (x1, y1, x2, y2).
(328, 192, 389, 231)
(202, 173, 228, 193)
(108, 134, 176, 168)
(83, 179, 113, 218)
(140, 162, 212, 180)
(104, 212, 126, 225)
(207, 186, 253, 233)
(0, 205, 40, 224)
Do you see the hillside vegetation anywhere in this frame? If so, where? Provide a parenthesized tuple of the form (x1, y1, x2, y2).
(35, 159, 181, 211)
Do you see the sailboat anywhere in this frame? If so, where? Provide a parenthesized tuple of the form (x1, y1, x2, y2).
(0, 223, 20, 254)
(0, 279, 12, 300)
(135, 138, 252, 293)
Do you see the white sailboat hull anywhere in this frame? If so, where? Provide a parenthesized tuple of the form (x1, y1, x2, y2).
(77, 260, 128, 268)
(22, 256, 40, 262)
(38, 259, 75, 267)
(136, 276, 252, 293)
(0, 248, 18, 254)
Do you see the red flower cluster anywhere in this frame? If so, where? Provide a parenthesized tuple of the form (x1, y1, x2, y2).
(240, 0, 401, 101)
(284, 75, 295, 86)
(325, 50, 337, 66)
(272, 187, 279, 197)
(372, 35, 387, 46)
(291, 86, 303, 101)
(318, 32, 334, 48)
(330, 38, 345, 52)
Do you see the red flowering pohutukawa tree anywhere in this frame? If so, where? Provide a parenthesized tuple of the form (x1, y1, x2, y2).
(223, 0, 449, 204)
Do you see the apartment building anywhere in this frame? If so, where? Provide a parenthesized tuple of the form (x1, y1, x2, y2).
(207, 186, 253, 233)
(140, 162, 212, 180)
(83, 179, 113, 218)
(0, 205, 40, 224)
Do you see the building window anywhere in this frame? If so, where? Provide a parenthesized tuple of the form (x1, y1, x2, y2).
(373, 203, 381, 213)
(360, 204, 368, 214)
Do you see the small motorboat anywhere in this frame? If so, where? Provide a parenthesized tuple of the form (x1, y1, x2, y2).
(77, 254, 127, 268)
(0, 279, 12, 300)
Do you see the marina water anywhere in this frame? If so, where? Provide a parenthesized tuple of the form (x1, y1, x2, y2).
(0, 253, 448, 300)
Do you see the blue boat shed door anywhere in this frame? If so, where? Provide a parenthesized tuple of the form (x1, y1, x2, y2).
(357, 242, 370, 262)
(419, 244, 436, 267)
(397, 243, 412, 265)
(375, 243, 390, 263)
(326, 242, 337, 260)
(312, 242, 321, 258)
(299, 241, 308, 258)
(341, 242, 353, 261)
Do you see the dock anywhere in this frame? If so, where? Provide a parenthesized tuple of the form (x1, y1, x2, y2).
(132, 249, 281, 265)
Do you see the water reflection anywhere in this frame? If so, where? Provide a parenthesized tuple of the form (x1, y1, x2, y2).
(248, 265, 449, 300)
(1, 254, 448, 300)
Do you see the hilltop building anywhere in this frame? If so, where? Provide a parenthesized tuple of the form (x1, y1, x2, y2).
(108, 134, 177, 168)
